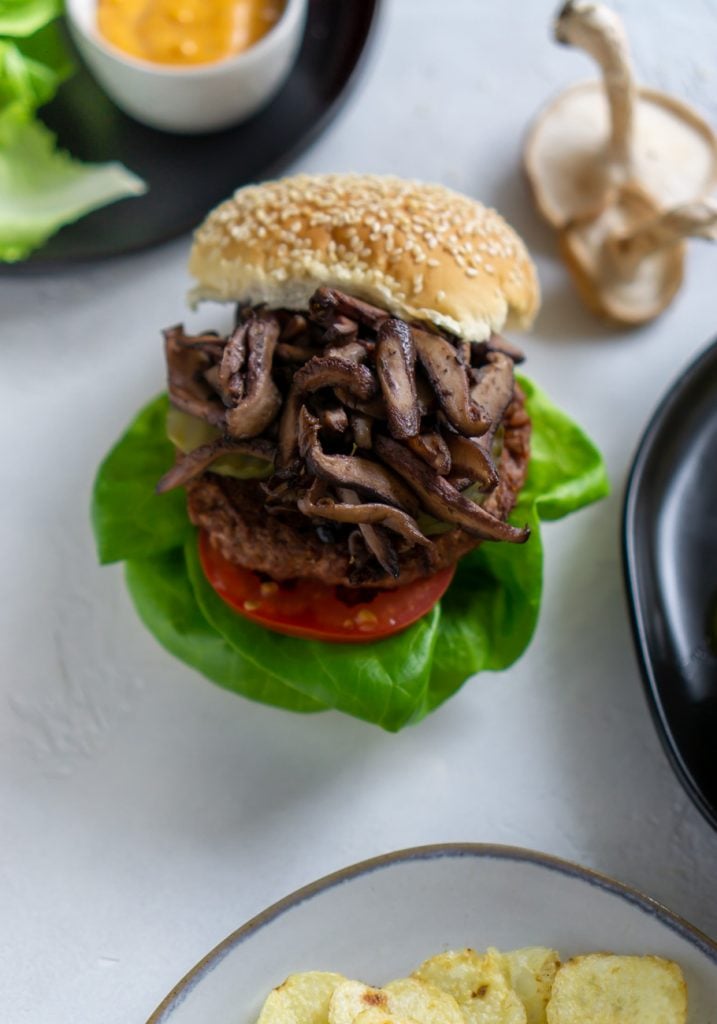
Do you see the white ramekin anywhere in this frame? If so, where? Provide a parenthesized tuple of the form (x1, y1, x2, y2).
(65, 0, 308, 134)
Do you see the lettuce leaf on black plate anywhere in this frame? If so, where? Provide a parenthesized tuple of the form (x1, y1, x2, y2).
(92, 377, 608, 730)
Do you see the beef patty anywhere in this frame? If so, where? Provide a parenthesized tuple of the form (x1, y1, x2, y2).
(186, 385, 531, 589)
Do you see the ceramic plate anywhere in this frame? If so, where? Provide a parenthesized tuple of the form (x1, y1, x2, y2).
(9, 0, 380, 268)
(147, 844, 717, 1023)
(623, 337, 717, 832)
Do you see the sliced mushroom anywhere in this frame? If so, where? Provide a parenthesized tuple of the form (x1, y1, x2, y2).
(415, 371, 437, 416)
(225, 313, 282, 440)
(309, 287, 388, 330)
(376, 318, 420, 440)
(164, 326, 226, 428)
(471, 334, 526, 365)
(412, 326, 489, 436)
(374, 434, 529, 544)
(444, 434, 498, 492)
(218, 322, 247, 402)
(323, 340, 368, 363)
(335, 389, 388, 420)
(276, 342, 316, 363)
(470, 352, 516, 429)
(298, 407, 419, 514)
(168, 325, 226, 359)
(350, 412, 373, 450)
(156, 436, 275, 493)
(277, 383, 303, 469)
(406, 432, 452, 475)
(298, 483, 430, 549)
(318, 404, 349, 437)
(337, 488, 399, 578)
(202, 364, 222, 395)
(323, 315, 359, 345)
(293, 353, 376, 400)
(279, 313, 309, 341)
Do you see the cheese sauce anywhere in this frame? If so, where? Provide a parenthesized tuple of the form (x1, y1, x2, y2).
(97, 0, 284, 66)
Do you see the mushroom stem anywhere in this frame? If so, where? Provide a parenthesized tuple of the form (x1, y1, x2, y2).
(607, 198, 717, 273)
(555, 1, 636, 173)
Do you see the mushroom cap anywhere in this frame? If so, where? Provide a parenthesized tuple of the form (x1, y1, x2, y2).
(559, 182, 685, 325)
(188, 174, 540, 342)
(524, 81, 717, 228)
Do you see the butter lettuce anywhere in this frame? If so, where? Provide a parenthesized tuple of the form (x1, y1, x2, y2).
(92, 378, 609, 730)
(0, 0, 62, 38)
(0, 0, 145, 262)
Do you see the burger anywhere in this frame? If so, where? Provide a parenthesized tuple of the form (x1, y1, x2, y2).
(93, 174, 608, 730)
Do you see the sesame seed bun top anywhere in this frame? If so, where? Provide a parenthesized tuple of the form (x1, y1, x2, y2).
(188, 174, 540, 340)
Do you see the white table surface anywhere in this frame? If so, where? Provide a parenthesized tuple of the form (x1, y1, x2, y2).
(2, 1, 717, 1021)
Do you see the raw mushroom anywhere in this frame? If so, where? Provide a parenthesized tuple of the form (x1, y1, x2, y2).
(524, 1, 717, 324)
(525, 1, 717, 226)
(561, 188, 717, 323)
(558, 184, 712, 323)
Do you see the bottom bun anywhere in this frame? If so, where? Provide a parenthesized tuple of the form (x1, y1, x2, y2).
(186, 386, 531, 590)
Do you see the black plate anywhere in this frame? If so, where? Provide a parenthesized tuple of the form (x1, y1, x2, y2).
(10, 0, 380, 270)
(623, 337, 717, 832)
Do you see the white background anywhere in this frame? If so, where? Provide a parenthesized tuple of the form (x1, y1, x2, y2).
(1, 2, 716, 1021)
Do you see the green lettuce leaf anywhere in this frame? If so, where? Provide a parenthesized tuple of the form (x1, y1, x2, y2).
(92, 395, 192, 565)
(0, 0, 62, 38)
(125, 548, 325, 714)
(0, 0, 146, 261)
(92, 379, 609, 729)
(185, 537, 442, 731)
(0, 108, 146, 262)
(0, 23, 71, 110)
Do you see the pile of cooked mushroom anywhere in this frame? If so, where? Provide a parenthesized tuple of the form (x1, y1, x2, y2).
(158, 287, 530, 581)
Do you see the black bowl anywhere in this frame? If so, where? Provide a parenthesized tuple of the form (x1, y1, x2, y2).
(623, 337, 717, 832)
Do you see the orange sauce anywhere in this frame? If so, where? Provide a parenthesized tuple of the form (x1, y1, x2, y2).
(97, 0, 285, 66)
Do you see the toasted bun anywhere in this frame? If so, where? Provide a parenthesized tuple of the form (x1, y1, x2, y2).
(189, 174, 539, 341)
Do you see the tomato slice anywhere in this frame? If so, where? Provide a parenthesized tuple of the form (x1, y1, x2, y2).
(198, 531, 455, 643)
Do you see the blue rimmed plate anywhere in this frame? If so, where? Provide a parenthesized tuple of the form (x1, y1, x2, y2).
(146, 844, 717, 1022)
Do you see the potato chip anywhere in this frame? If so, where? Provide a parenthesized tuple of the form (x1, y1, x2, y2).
(497, 947, 560, 1024)
(258, 972, 348, 1024)
(383, 976, 466, 1024)
(545, 954, 687, 1024)
(413, 949, 527, 1024)
(353, 1010, 416, 1024)
(329, 979, 391, 1024)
